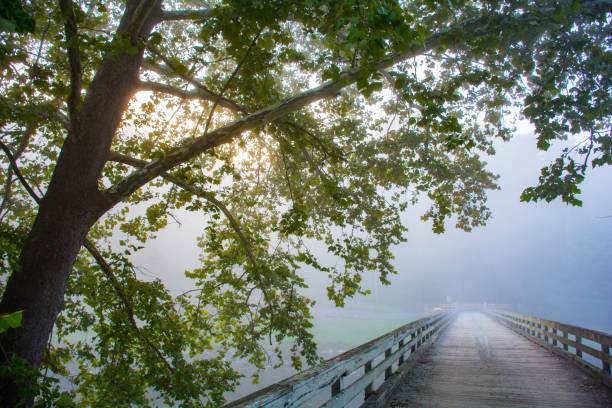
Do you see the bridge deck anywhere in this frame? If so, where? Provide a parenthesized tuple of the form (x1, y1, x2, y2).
(387, 312, 612, 407)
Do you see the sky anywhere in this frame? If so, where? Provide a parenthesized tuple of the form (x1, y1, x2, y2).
(130, 122, 612, 334)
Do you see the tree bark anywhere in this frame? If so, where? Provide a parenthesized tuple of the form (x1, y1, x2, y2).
(0, 1, 162, 405)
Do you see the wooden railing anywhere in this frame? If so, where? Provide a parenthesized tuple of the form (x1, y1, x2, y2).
(490, 310, 612, 387)
(222, 313, 451, 408)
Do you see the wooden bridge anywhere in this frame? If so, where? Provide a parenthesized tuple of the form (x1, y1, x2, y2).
(223, 310, 612, 407)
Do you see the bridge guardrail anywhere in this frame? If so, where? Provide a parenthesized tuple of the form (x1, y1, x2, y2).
(490, 310, 612, 387)
(222, 312, 451, 408)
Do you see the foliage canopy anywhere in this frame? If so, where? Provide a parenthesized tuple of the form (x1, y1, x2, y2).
(0, 0, 610, 406)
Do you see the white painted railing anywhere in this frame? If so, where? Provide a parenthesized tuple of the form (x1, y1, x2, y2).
(490, 310, 612, 388)
(222, 313, 451, 408)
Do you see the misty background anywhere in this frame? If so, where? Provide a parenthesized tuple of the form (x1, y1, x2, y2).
(131, 122, 611, 331)
(127, 121, 611, 399)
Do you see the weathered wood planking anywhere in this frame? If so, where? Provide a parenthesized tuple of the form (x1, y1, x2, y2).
(387, 312, 612, 408)
(491, 310, 612, 385)
(221, 313, 451, 408)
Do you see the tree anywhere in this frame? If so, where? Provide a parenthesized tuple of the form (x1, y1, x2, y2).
(0, 0, 609, 406)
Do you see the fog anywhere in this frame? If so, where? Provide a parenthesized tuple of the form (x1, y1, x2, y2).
(131, 125, 612, 335)
(332, 129, 612, 333)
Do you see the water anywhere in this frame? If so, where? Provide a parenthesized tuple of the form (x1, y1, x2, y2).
(223, 307, 423, 403)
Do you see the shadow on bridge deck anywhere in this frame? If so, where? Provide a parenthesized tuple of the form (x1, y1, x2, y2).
(387, 312, 612, 408)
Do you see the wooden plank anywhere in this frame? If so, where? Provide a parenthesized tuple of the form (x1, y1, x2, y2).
(387, 312, 612, 408)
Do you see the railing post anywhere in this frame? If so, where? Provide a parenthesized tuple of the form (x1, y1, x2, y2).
(527, 321, 531, 335)
(552, 328, 557, 346)
(398, 339, 405, 366)
(544, 325, 549, 343)
(537, 323, 542, 339)
(364, 360, 373, 399)
(410, 332, 416, 354)
(603, 345, 611, 375)
(576, 336, 582, 358)
(385, 348, 393, 380)
(563, 332, 569, 351)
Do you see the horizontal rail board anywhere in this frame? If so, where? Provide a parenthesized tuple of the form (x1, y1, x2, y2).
(223, 313, 450, 408)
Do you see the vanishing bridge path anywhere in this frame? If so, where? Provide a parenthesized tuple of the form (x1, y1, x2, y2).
(388, 312, 610, 407)
(224, 310, 612, 408)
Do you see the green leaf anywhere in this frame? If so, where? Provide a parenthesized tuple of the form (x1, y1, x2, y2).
(0, 310, 23, 333)
(0, 0, 35, 33)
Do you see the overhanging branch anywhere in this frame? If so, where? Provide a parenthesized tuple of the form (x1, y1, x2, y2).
(105, 4, 602, 205)
(141, 60, 248, 114)
(136, 80, 247, 113)
(105, 39, 437, 202)
(160, 8, 215, 21)
(82, 238, 176, 374)
(108, 151, 273, 305)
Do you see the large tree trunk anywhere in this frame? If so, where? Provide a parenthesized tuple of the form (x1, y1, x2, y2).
(0, 1, 162, 405)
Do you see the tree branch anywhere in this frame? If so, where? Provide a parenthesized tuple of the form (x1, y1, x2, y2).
(136, 80, 247, 113)
(160, 8, 215, 21)
(0, 99, 70, 129)
(0, 140, 175, 373)
(106, 42, 427, 201)
(0, 140, 41, 204)
(203, 31, 260, 135)
(82, 238, 175, 374)
(108, 152, 273, 304)
(0, 127, 34, 220)
(126, 0, 160, 36)
(105, 7, 578, 205)
(58, 0, 82, 139)
(141, 60, 248, 114)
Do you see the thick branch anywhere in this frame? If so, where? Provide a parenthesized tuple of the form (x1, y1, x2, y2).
(126, 0, 160, 36)
(160, 8, 214, 21)
(58, 0, 82, 138)
(106, 42, 433, 201)
(106, 5, 600, 204)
